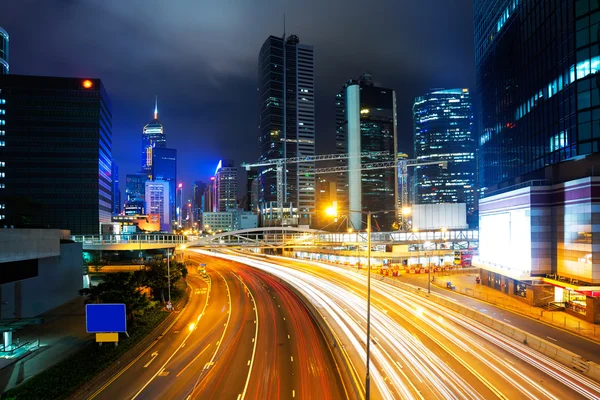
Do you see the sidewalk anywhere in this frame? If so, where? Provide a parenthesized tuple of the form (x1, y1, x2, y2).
(0, 296, 92, 392)
(403, 271, 600, 342)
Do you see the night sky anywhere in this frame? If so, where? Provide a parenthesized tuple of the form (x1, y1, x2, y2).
(0, 0, 475, 200)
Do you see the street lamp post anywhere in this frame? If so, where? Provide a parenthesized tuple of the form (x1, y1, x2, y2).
(365, 210, 372, 399)
(326, 204, 379, 400)
(167, 248, 171, 304)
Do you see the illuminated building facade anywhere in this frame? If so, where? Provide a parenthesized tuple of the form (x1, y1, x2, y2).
(112, 161, 120, 214)
(215, 159, 237, 212)
(335, 73, 398, 230)
(413, 88, 475, 222)
(141, 97, 166, 177)
(152, 147, 177, 225)
(0, 26, 8, 75)
(257, 34, 315, 222)
(144, 180, 170, 232)
(0, 75, 112, 234)
(474, 0, 600, 321)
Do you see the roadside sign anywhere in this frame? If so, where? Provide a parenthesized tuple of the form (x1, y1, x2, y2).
(200, 263, 206, 267)
(166, 301, 173, 311)
(86, 304, 127, 333)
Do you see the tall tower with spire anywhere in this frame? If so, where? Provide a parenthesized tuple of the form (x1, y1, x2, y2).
(141, 96, 166, 177)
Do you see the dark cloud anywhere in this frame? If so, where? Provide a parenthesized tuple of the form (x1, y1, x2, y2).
(0, 0, 475, 199)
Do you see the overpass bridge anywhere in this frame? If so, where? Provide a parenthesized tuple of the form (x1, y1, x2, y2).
(71, 234, 186, 251)
(72, 227, 478, 251)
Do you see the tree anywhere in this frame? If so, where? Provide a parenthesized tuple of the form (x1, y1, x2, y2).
(79, 272, 149, 321)
(141, 261, 186, 302)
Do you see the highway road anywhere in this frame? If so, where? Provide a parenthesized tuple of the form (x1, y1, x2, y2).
(91, 253, 345, 400)
(202, 249, 600, 400)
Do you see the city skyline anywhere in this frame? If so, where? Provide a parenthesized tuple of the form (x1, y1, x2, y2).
(0, 1, 475, 196)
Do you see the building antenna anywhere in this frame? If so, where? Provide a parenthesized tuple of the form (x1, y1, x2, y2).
(154, 95, 158, 120)
(283, 13, 286, 40)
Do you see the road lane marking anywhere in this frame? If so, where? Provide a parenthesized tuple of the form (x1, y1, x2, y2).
(293, 390, 295, 397)
(176, 343, 211, 377)
(247, 360, 250, 366)
(288, 334, 291, 339)
(290, 356, 293, 362)
(87, 278, 199, 400)
(239, 274, 259, 400)
(547, 336, 558, 342)
(503, 318, 511, 323)
(143, 351, 159, 368)
(131, 276, 211, 400)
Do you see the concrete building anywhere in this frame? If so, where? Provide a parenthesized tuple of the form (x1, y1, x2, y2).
(203, 212, 234, 233)
(0, 229, 82, 320)
(145, 180, 170, 232)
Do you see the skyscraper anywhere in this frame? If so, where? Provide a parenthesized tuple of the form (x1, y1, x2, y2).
(145, 180, 170, 232)
(0, 26, 8, 75)
(215, 159, 237, 212)
(112, 161, 121, 215)
(335, 73, 398, 230)
(473, 0, 600, 318)
(124, 173, 146, 215)
(474, 0, 600, 191)
(257, 34, 315, 222)
(192, 181, 207, 228)
(0, 75, 112, 234)
(152, 147, 177, 226)
(413, 88, 475, 221)
(141, 97, 166, 177)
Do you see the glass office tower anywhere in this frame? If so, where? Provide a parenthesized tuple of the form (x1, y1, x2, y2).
(215, 159, 237, 212)
(152, 147, 177, 226)
(0, 26, 8, 75)
(475, 0, 600, 191)
(335, 73, 398, 230)
(0, 75, 112, 234)
(257, 34, 315, 222)
(413, 88, 475, 219)
(141, 98, 166, 177)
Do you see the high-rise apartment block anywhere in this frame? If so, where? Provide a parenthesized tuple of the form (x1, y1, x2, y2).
(413, 88, 475, 222)
(335, 73, 398, 230)
(257, 34, 315, 222)
(0, 75, 112, 234)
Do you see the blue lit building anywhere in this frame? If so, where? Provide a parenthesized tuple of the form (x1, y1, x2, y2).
(0, 75, 112, 234)
(111, 161, 120, 214)
(215, 159, 237, 212)
(413, 88, 475, 222)
(152, 147, 177, 226)
(125, 173, 147, 215)
(0, 26, 8, 75)
(141, 97, 166, 177)
(473, 0, 600, 319)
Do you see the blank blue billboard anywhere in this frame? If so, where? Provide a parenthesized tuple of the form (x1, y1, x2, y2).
(86, 304, 127, 333)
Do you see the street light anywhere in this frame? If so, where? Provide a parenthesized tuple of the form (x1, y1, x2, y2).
(326, 203, 373, 400)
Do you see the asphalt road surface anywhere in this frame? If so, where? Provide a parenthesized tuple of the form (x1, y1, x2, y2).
(202, 250, 600, 400)
(90, 253, 345, 400)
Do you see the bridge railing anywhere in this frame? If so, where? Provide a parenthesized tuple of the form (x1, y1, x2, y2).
(71, 234, 187, 245)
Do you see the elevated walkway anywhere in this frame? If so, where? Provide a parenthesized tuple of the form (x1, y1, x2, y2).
(71, 234, 186, 251)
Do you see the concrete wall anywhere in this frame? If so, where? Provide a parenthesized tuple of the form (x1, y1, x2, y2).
(0, 242, 82, 318)
(0, 229, 61, 263)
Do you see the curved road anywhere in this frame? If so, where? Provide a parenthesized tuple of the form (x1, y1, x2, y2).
(90, 253, 345, 400)
(204, 249, 600, 400)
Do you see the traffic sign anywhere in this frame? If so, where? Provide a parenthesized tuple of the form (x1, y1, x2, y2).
(86, 304, 127, 333)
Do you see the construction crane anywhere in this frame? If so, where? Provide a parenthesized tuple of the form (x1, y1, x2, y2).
(242, 151, 392, 220)
(242, 152, 447, 229)
(311, 159, 448, 229)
